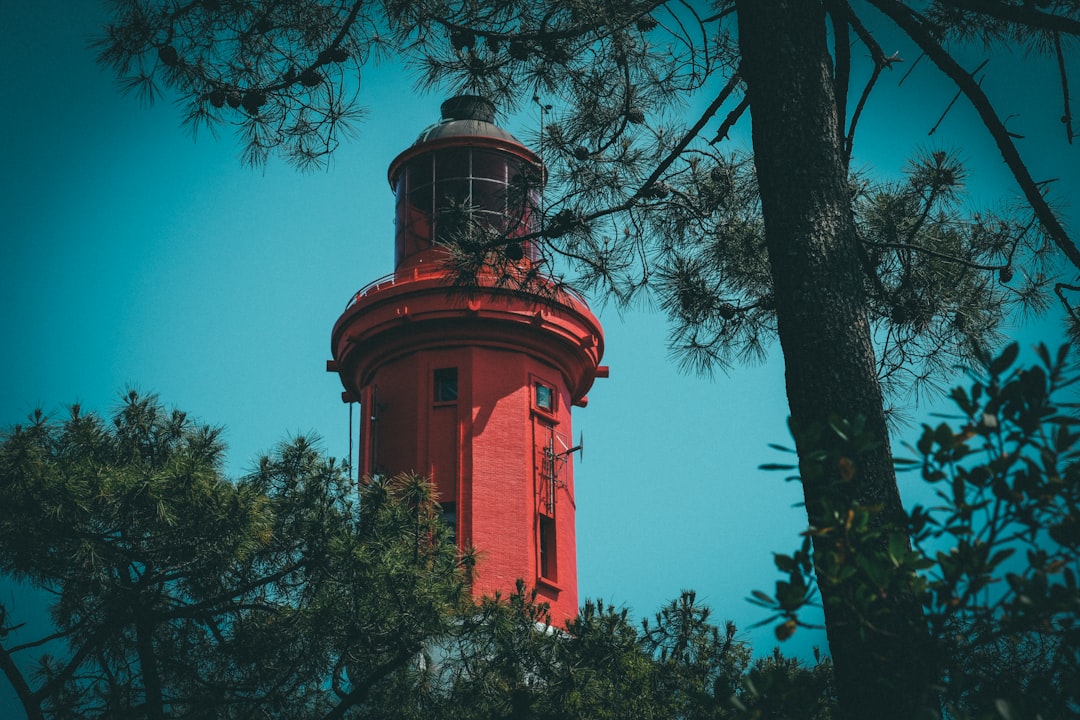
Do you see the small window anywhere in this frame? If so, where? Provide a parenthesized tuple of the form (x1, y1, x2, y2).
(539, 515, 556, 581)
(535, 382, 554, 411)
(434, 368, 458, 402)
(440, 501, 457, 540)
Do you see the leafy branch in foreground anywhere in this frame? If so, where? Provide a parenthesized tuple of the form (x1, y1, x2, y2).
(755, 342, 1080, 718)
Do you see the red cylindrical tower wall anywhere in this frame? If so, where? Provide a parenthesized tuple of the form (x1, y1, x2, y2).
(350, 343, 580, 614)
(329, 97, 604, 626)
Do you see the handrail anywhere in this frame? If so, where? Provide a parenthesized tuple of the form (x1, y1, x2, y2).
(345, 271, 407, 308)
(343, 265, 592, 311)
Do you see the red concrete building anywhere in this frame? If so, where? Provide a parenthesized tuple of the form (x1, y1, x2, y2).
(327, 96, 606, 625)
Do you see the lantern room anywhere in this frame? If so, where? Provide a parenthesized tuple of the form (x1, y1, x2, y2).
(387, 95, 542, 270)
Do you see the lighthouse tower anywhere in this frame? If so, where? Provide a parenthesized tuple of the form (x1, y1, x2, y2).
(327, 96, 605, 624)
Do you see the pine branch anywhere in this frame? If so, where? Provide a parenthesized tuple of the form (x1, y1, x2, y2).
(866, 240, 1007, 271)
(632, 74, 741, 202)
(319, 644, 421, 720)
(937, 0, 1080, 36)
(33, 621, 117, 705)
(6, 623, 83, 654)
(870, 0, 1080, 273)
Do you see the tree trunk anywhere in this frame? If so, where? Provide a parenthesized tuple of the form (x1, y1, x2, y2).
(735, 2, 934, 717)
(136, 615, 165, 720)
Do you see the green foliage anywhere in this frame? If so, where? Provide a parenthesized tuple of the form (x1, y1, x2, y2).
(731, 648, 835, 720)
(640, 591, 746, 719)
(0, 392, 468, 719)
(756, 343, 1080, 717)
(434, 586, 754, 720)
(854, 151, 1058, 401)
(0, 392, 835, 720)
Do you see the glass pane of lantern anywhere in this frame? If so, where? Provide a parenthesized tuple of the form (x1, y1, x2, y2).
(535, 382, 554, 410)
(472, 179, 506, 215)
(472, 150, 507, 183)
(435, 178, 471, 209)
(435, 148, 471, 181)
(409, 156, 433, 189)
(408, 158, 433, 214)
(408, 186, 433, 215)
(508, 163, 541, 214)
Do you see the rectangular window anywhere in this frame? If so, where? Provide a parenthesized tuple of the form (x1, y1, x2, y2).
(434, 368, 458, 402)
(439, 501, 457, 541)
(534, 382, 554, 411)
(539, 516, 557, 581)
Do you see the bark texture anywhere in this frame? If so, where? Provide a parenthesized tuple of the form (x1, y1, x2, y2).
(735, 2, 935, 717)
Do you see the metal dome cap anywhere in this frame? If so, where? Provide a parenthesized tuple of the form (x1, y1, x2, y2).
(412, 95, 521, 144)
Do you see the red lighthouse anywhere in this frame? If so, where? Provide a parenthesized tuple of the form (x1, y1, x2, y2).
(327, 96, 605, 625)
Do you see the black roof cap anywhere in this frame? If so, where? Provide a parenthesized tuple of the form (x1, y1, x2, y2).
(440, 95, 496, 123)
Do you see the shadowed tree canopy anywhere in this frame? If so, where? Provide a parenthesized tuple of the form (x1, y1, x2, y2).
(93, 2, 1079, 718)
(0, 393, 470, 720)
(1, 393, 843, 720)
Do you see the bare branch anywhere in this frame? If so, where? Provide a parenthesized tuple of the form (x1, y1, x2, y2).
(710, 95, 749, 144)
(827, 1, 901, 160)
(0, 642, 42, 720)
(929, 60, 989, 136)
(866, 240, 1008, 271)
(938, 0, 1080, 36)
(1055, 282, 1080, 324)
(1054, 32, 1074, 143)
(825, 0, 853, 143)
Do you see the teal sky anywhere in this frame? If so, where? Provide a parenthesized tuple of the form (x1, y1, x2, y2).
(1, 3, 1075, 708)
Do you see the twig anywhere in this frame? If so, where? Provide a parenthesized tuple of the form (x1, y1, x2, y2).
(1055, 282, 1080, 324)
(866, 240, 1008, 271)
(1054, 32, 1074, 144)
(929, 60, 988, 136)
(633, 73, 742, 201)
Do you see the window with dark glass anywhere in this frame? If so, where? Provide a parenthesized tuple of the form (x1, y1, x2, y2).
(440, 501, 457, 540)
(535, 382, 554, 411)
(434, 368, 458, 402)
(539, 515, 557, 581)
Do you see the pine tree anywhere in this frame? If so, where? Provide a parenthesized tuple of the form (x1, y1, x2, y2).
(92, 2, 1080, 717)
(0, 393, 468, 719)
